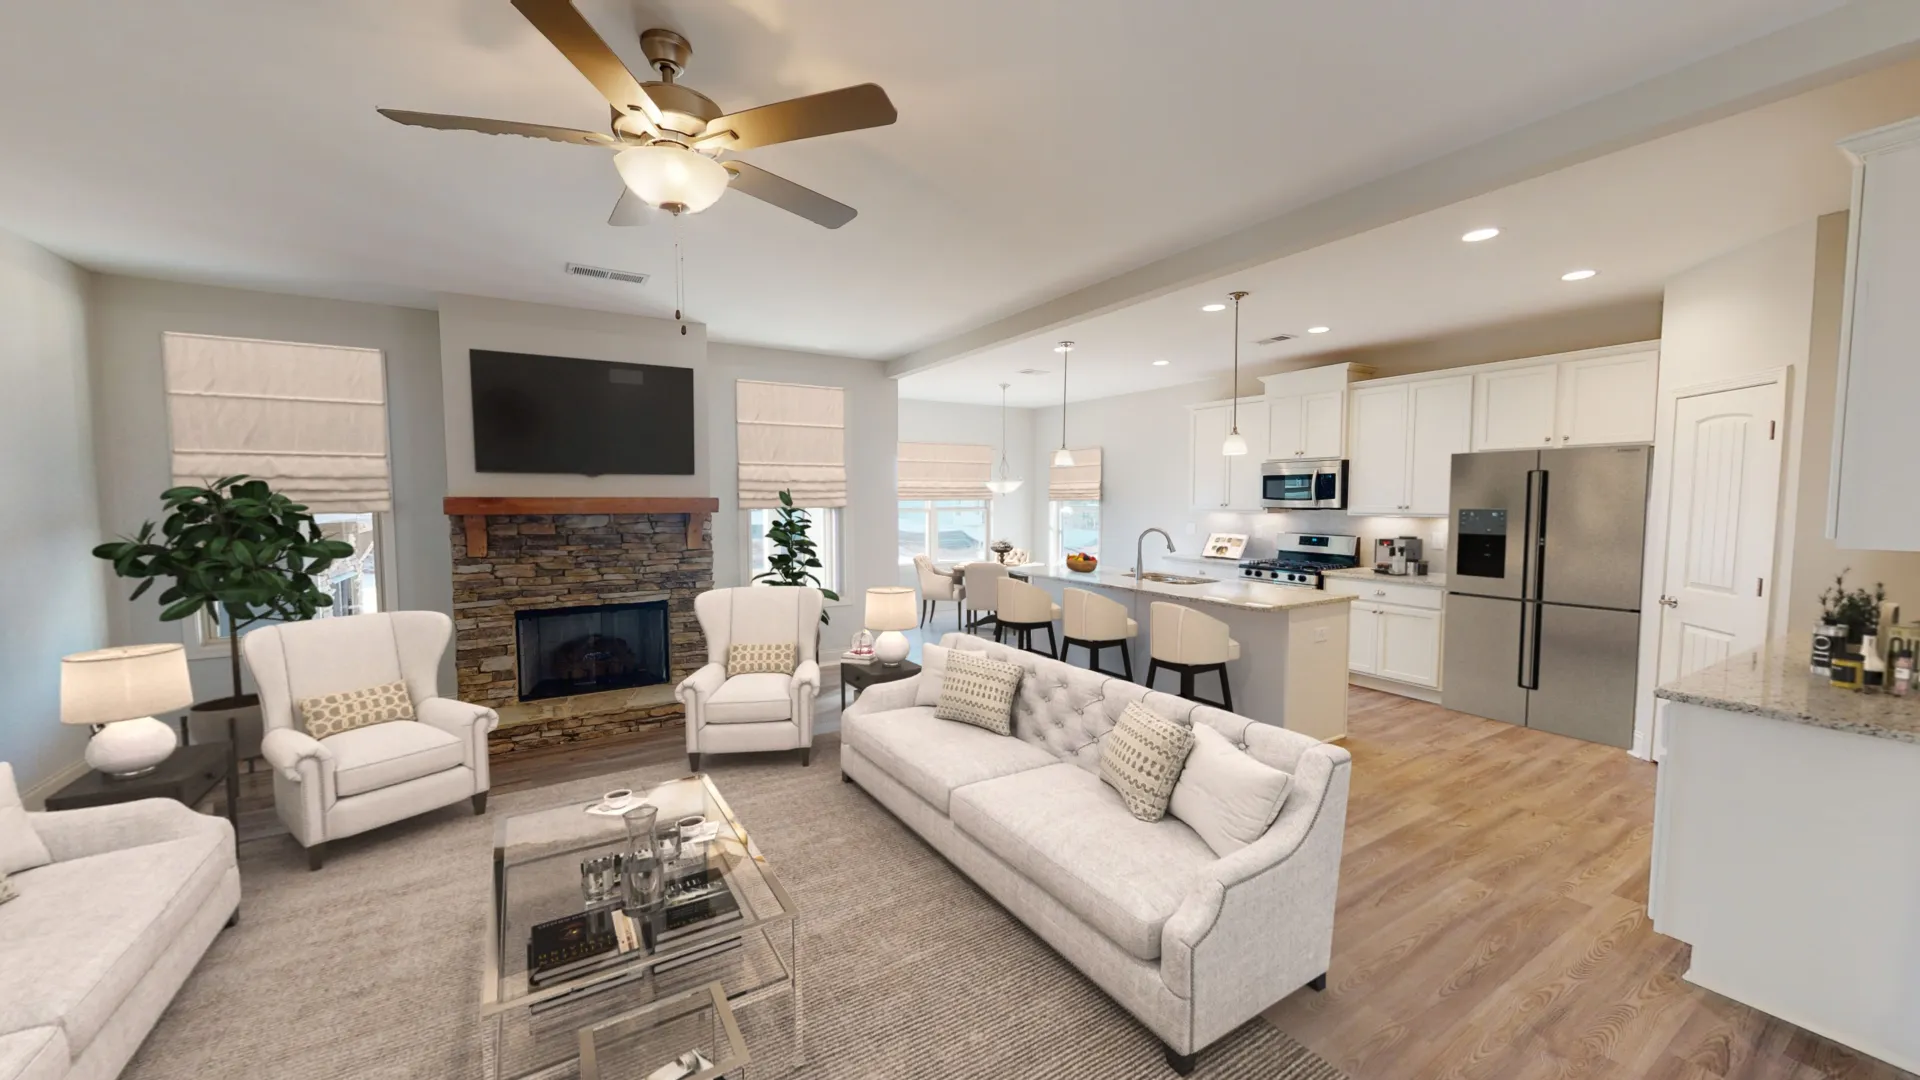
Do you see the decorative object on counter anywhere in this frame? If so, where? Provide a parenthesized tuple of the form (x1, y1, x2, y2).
(990, 539, 1014, 561)
(1861, 634, 1888, 689)
(1816, 571, 1887, 642)
(1893, 652, 1914, 696)
(60, 643, 195, 777)
(983, 383, 1025, 494)
(1051, 342, 1076, 468)
(1811, 622, 1844, 677)
(1829, 654, 1864, 691)
(1202, 533, 1247, 560)
(752, 489, 839, 623)
(1220, 291, 1251, 456)
(1065, 552, 1098, 573)
(863, 587, 918, 666)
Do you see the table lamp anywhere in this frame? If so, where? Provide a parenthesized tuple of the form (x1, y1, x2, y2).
(61, 643, 193, 777)
(864, 587, 918, 666)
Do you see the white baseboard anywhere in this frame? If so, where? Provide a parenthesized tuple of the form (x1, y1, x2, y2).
(21, 757, 90, 811)
(1348, 673, 1442, 704)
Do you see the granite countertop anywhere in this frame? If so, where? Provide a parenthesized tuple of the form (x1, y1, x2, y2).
(1654, 642, 1920, 744)
(1022, 563, 1353, 613)
(1320, 567, 1450, 589)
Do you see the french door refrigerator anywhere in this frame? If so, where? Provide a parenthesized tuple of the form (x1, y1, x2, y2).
(1443, 446, 1650, 748)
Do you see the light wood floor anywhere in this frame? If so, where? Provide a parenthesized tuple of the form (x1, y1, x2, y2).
(222, 684, 1911, 1079)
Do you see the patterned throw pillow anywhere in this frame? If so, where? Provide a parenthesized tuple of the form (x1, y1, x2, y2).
(1100, 702, 1197, 821)
(933, 651, 1023, 736)
(299, 681, 415, 739)
(727, 642, 796, 676)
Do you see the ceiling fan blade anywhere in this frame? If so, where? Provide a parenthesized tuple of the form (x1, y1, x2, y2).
(702, 83, 896, 152)
(722, 161, 856, 229)
(377, 109, 618, 148)
(607, 186, 652, 226)
(509, 0, 665, 133)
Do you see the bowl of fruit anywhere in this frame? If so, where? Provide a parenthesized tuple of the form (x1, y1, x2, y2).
(1065, 552, 1098, 573)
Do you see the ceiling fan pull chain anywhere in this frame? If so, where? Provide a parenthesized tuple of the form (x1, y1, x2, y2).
(674, 210, 688, 336)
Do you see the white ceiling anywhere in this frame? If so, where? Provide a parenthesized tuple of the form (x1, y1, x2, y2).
(0, 0, 1854, 361)
(901, 57, 1920, 405)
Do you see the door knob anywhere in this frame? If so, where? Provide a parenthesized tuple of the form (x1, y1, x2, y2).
(1658, 595, 1679, 608)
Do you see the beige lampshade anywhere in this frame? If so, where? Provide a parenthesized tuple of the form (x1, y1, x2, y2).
(60, 643, 194, 725)
(864, 587, 919, 633)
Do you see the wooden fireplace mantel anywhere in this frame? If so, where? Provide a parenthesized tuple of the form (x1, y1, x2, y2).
(443, 496, 720, 558)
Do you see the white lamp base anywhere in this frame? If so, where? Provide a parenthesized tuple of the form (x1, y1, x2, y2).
(85, 716, 178, 777)
(874, 630, 910, 666)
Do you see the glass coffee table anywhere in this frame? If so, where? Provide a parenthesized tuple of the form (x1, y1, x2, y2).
(484, 773, 799, 1080)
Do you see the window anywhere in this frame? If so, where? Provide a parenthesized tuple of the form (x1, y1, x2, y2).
(198, 512, 386, 644)
(747, 506, 841, 594)
(897, 500, 991, 566)
(1051, 500, 1100, 563)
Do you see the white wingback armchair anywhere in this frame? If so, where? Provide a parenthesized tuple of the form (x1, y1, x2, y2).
(243, 611, 497, 870)
(675, 587, 824, 770)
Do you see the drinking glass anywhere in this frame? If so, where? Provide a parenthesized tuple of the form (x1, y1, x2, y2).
(621, 804, 661, 910)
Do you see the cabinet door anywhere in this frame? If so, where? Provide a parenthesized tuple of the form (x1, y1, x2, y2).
(1189, 404, 1231, 510)
(1345, 384, 1409, 514)
(1377, 606, 1442, 688)
(1226, 399, 1269, 510)
(1556, 350, 1657, 445)
(1301, 391, 1346, 457)
(1267, 396, 1304, 458)
(1407, 376, 1474, 515)
(1473, 365, 1559, 450)
(1348, 605, 1380, 675)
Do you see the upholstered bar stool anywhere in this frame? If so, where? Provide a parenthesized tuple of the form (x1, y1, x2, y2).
(994, 578, 1063, 657)
(960, 562, 1010, 634)
(1060, 587, 1139, 680)
(1144, 601, 1239, 710)
(913, 554, 964, 629)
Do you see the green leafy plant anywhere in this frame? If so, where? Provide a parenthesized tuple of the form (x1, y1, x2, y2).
(751, 489, 838, 624)
(1817, 569, 1887, 638)
(93, 476, 356, 702)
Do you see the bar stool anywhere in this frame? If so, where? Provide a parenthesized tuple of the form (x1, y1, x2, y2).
(994, 578, 1062, 657)
(959, 562, 1009, 634)
(1060, 587, 1138, 680)
(1144, 602, 1238, 710)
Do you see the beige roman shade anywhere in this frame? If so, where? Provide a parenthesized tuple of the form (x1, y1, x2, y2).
(162, 332, 391, 512)
(1049, 447, 1102, 500)
(736, 379, 846, 508)
(897, 442, 993, 499)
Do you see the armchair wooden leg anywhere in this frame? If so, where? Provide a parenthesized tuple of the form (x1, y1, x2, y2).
(226, 908, 239, 928)
(688, 753, 702, 773)
(472, 792, 488, 815)
(307, 843, 326, 872)
(799, 747, 812, 767)
(1309, 971, 1328, 992)
(1163, 1045, 1198, 1075)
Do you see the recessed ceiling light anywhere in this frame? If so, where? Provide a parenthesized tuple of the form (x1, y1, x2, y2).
(1561, 269, 1598, 281)
(1307, 326, 1330, 334)
(1462, 227, 1501, 243)
(1200, 303, 1226, 312)
(1152, 359, 1170, 366)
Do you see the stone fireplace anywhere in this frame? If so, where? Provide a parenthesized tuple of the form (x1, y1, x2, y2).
(447, 498, 717, 755)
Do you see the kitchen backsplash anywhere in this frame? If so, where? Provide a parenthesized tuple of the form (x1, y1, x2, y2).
(1184, 509, 1448, 567)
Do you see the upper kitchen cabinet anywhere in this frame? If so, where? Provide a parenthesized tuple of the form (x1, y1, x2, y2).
(1472, 343, 1659, 451)
(1259, 363, 1374, 459)
(1830, 117, 1920, 550)
(1189, 397, 1268, 511)
(1347, 375, 1472, 515)
(1473, 365, 1559, 449)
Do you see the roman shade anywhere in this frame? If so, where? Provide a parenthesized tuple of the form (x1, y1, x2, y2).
(1048, 447, 1102, 500)
(162, 332, 392, 512)
(897, 442, 993, 499)
(736, 379, 846, 508)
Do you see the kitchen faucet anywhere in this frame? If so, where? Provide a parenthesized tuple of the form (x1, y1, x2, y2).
(1136, 527, 1175, 581)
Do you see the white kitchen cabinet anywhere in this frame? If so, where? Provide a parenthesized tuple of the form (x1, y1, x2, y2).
(1348, 605, 1381, 674)
(1266, 396, 1303, 461)
(1407, 377, 1474, 513)
(1345, 384, 1410, 514)
(1345, 375, 1472, 516)
(1326, 578, 1445, 691)
(1473, 365, 1560, 450)
(1189, 403, 1230, 511)
(1258, 363, 1372, 460)
(1226, 398, 1268, 511)
(1830, 116, 1920, 550)
(1300, 392, 1345, 458)
(1556, 350, 1657, 446)
(1377, 607, 1443, 687)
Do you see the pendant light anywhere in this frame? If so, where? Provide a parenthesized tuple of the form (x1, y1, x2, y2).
(1052, 341, 1076, 468)
(1221, 291, 1251, 456)
(984, 383, 1024, 494)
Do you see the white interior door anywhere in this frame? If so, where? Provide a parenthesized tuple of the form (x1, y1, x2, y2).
(1655, 380, 1786, 685)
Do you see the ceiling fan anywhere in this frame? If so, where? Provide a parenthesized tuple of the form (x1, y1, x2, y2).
(378, 0, 897, 229)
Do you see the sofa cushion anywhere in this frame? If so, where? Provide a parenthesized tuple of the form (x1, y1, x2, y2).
(842, 705, 1056, 814)
(0, 828, 229, 1057)
(934, 652, 1022, 736)
(0, 764, 50, 876)
(325, 721, 464, 797)
(951, 763, 1215, 961)
(1169, 723, 1293, 857)
(0, 1027, 67, 1080)
(1099, 702, 1196, 822)
(704, 673, 794, 724)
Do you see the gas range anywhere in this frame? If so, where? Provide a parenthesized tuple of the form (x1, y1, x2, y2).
(1238, 533, 1361, 588)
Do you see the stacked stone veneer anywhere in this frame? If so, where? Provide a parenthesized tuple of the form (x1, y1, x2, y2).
(451, 513, 712, 755)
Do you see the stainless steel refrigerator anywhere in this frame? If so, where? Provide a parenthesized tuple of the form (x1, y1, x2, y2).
(1442, 446, 1650, 748)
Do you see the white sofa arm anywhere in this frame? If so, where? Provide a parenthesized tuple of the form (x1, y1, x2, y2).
(29, 797, 232, 863)
(262, 727, 332, 782)
(676, 663, 727, 708)
(842, 673, 922, 719)
(417, 697, 498, 778)
(792, 659, 821, 695)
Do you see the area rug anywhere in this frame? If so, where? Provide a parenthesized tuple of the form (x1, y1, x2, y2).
(122, 734, 1344, 1080)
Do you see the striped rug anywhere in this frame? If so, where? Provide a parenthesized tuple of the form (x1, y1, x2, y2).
(123, 734, 1343, 1080)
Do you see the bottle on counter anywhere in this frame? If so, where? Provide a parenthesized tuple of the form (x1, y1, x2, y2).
(1862, 634, 1887, 690)
(1893, 652, 1914, 697)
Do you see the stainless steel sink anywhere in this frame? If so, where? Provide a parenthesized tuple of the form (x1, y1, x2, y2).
(1125, 571, 1217, 585)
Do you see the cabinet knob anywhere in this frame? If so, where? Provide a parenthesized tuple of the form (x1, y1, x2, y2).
(1543, 436, 1552, 443)
(1561, 435, 1571, 442)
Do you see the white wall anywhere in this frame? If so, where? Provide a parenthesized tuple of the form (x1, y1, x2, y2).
(89, 276, 450, 701)
(896, 399, 1036, 561)
(0, 228, 108, 795)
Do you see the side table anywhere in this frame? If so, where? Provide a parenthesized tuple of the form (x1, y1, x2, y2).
(44, 741, 239, 827)
(840, 659, 921, 710)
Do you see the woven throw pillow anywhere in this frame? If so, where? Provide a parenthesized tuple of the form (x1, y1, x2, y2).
(1099, 702, 1196, 821)
(299, 680, 415, 739)
(933, 651, 1022, 736)
(0, 763, 51, 876)
(727, 642, 796, 676)
(1169, 723, 1293, 856)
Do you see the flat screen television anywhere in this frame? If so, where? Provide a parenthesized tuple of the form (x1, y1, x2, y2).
(469, 350, 695, 476)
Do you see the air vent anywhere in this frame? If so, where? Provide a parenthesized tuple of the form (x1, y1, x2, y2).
(1017, 368, 1050, 375)
(1254, 333, 1296, 346)
(565, 262, 650, 286)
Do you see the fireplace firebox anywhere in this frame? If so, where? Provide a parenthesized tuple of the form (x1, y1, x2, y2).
(514, 600, 670, 702)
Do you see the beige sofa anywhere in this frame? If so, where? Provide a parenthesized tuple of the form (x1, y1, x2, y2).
(839, 633, 1351, 1073)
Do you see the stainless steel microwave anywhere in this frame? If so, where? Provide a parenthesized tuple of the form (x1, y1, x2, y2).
(1261, 459, 1347, 510)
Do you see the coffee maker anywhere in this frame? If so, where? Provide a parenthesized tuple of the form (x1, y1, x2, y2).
(1374, 536, 1424, 575)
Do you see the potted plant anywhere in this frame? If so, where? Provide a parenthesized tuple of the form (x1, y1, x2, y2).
(93, 476, 356, 717)
(752, 489, 839, 624)
(1818, 571, 1887, 642)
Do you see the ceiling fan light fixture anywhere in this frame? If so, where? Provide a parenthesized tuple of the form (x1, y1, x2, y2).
(614, 145, 730, 214)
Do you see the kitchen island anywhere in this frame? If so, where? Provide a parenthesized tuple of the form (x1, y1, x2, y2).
(1023, 563, 1352, 741)
(1650, 644, 1920, 1074)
